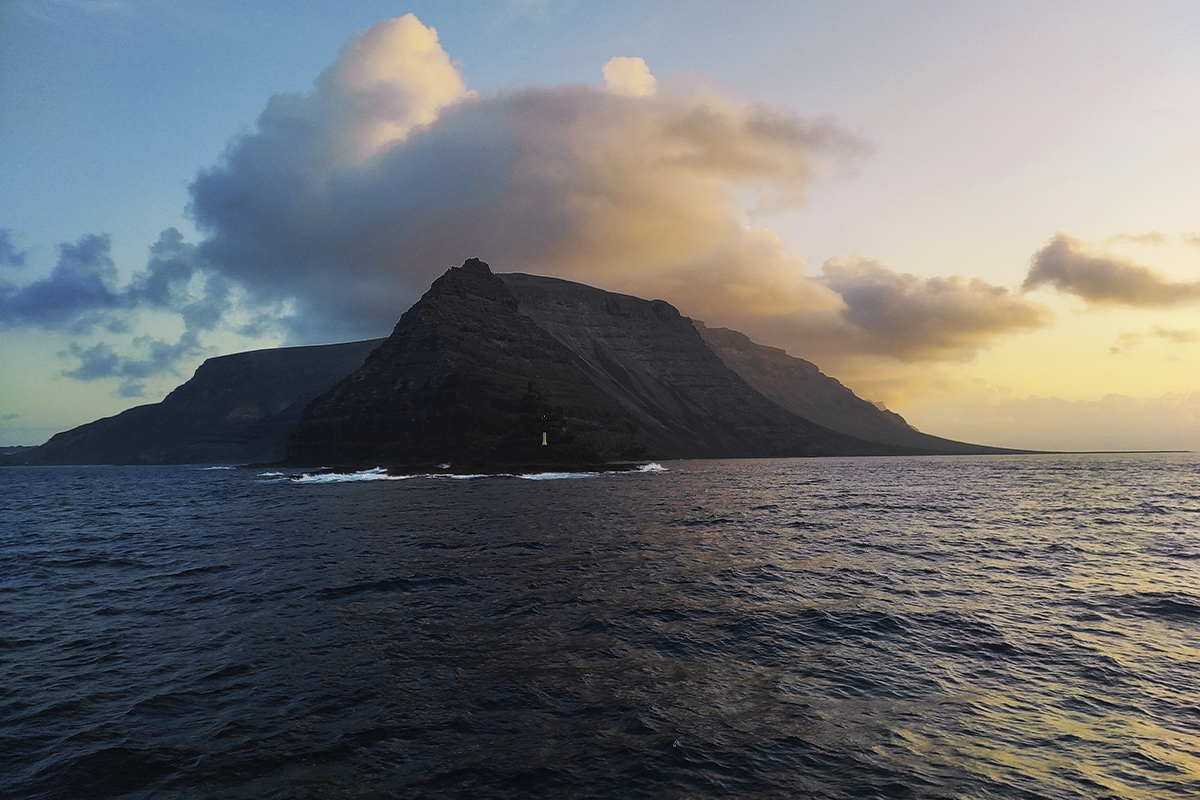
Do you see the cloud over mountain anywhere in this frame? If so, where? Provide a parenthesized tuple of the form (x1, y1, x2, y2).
(2, 14, 1071, 400)
(1024, 232, 1200, 307)
(187, 14, 866, 342)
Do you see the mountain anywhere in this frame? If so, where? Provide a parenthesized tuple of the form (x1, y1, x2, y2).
(6, 339, 382, 465)
(694, 323, 1008, 454)
(5, 259, 1015, 467)
(288, 262, 909, 468)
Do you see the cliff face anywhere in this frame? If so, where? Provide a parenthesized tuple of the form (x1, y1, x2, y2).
(499, 272, 894, 459)
(287, 260, 647, 467)
(10, 339, 383, 465)
(695, 323, 1014, 455)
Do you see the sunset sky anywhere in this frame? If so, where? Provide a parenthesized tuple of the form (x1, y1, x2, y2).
(2, 1, 1198, 451)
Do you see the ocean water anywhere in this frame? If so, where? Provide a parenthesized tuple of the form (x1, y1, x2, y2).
(2, 454, 1198, 799)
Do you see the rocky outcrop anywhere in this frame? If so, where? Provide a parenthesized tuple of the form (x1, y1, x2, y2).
(8, 339, 382, 465)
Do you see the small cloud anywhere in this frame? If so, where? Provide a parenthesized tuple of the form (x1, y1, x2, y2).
(0, 233, 121, 331)
(1110, 331, 1143, 354)
(1023, 232, 1200, 307)
(117, 380, 146, 398)
(602, 57, 657, 97)
(1150, 325, 1198, 345)
(1184, 233, 1200, 248)
(2, 413, 18, 422)
(1104, 231, 1167, 246)
(0, 229, 27, 268)
(1, 227, 230, 342)
(59, 330, 210, 390)
(1110, 325, 1196, 354)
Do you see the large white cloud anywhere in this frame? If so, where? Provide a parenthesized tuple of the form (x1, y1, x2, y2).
(187, 14, 867, 342)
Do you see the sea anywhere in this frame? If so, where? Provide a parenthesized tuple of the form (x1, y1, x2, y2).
(2, 453, 1198, 799)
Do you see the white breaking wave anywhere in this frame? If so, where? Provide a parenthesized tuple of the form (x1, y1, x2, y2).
(199, 465, 237, 470)
(291, 467, 410, 484)
(517, 471, 601, 480)
(279, 463, 668, 484)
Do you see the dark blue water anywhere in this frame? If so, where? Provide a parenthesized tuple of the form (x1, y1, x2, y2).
(3, 454, 1199, 799)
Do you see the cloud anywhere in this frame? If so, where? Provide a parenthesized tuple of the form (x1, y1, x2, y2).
(1104, 231, 1167, 246)
(0, 233, 122, 331)
(1185, 233, 1200, 247)
(602, 57, 657, 97)
(188, 14, 868, 343)
(1024, 232, 1200, 306)
(1110, 325, 1198, 353)
(0, 230, 27, 268)
(812, 256, 1053, 362)
(0, 228, 223, 332)
(60, 332, 208, 397)
(0, 227, 241, 390)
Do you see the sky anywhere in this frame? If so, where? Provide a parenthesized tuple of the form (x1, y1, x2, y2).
(2, 0, 1199, 452)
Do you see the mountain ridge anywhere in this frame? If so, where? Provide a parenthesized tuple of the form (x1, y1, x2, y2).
(4, 260, 1018, 466)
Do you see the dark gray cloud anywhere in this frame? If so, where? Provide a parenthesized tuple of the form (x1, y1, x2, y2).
(0, 233, 122, 331)
(0, 228, 219, 333)
(1024, 232, 1200, 306)
(2, 227, 235, 390)
(61, 332, 206, 397)
(0, 229, 27, 268)
(814, 256, 1053, 361)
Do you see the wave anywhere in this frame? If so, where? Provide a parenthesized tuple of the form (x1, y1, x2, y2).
(279, 462, 669, 484)
(517, 471, 601, 480)
(291, 467, 410, 484)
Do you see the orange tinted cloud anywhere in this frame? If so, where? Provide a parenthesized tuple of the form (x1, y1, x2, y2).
(1024, 232, 1200, 306)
